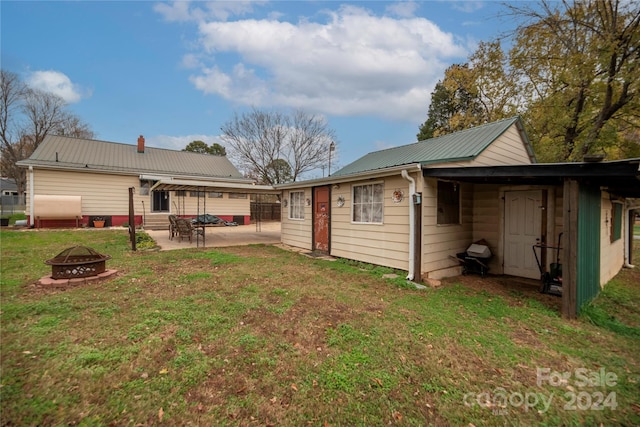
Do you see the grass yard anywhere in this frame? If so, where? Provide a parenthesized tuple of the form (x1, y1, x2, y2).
(1, 228, 639, 426)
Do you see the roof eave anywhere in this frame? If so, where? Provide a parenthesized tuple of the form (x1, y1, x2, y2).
(151, 178, 277, 194)
(420, 156, 476, 166)
(515, 117, 537, 163)
(276, 163, 422, 189)
(16, 161, 252, 183)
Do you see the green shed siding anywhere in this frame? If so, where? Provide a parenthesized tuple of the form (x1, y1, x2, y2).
(576, 185, 601, 313)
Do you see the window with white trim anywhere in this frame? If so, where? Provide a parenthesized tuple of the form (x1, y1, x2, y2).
(352, 182, 384, 223)
(437, 181, 460, 225)
(289, 191, 305, 220)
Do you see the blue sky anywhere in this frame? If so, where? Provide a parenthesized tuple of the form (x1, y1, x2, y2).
(2, 1, 516, 178)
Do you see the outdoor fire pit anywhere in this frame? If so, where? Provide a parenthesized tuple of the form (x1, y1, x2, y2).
(44, 246, 112, 279)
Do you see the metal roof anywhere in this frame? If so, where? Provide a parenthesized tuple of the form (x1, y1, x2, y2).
(0, 178, 19, 191)
(152, 178, 277, 194)
(17, 135, 251, 182)
(332, 117, 526, 177)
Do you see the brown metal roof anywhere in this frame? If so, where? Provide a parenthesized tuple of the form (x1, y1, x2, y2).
(17, 135, 250, 182)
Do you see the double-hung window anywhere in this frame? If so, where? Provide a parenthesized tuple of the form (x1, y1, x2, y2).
(352, 182, 384, 223)
(289, 191, 305, 220)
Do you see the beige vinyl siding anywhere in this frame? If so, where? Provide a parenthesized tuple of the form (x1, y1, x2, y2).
(29, 169, 250, 218)
(30, 169, 140, 215)
(471, 184, 502, 273)
(472, 125, 532, 165)
(421, 179, 473, 279)
(428, 124, 532, 169)
(331, 175, 411, 270)
(280, 188, 312, 250)
(170, 192, 249, 216)
(600, 194, 625, 286)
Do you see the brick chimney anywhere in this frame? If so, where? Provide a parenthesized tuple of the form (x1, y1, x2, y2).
(137, 135, 145, 153)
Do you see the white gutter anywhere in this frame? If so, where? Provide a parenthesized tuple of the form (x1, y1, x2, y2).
(624, 201, 640, 268)
(276, 163, 423, 190)
(28, 166, 34, 227)
(401, 169, 416, 281)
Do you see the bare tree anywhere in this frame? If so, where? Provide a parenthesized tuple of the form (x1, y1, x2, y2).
(221, 108, 336, 184)
(55, 114, 94, 139)
(0, 71, 26, 178)
(0, 69, 94, 196)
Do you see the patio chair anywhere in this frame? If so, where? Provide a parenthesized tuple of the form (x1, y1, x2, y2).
(168, 215, 178, 240)
(174, 218, 195, 242)
(174, 218, 204, 243)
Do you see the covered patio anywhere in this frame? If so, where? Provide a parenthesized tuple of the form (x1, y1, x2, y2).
(150, 178, 279, 248)
(144, 221, 281, 250)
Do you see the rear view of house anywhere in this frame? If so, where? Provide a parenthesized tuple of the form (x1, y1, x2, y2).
(17, 135, 259, 228)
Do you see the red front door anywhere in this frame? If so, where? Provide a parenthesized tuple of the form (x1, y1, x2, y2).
(313, 186, 330, 252)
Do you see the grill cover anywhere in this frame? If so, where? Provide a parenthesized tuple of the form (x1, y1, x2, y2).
(466, 244, 491, 258)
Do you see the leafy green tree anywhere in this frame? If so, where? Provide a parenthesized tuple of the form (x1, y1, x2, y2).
(509, 0, 640, 161)
(183, 140, 226, 155)
(417, 81, 454, 141)
(183, 140, 209, 154)
(418, 0, 639, 161)
(417, 64, 486, 141)
(209, 143, 226, 156)
(262, 158, 293, 185)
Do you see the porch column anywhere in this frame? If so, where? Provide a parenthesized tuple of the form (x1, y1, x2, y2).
(562, 179, 578, 319)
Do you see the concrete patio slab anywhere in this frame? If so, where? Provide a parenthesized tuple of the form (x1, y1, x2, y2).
(143, 221, 281, 250)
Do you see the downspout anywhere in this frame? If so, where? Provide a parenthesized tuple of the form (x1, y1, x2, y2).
(28, 166, 34, 227)
(401, 170, 416, 280)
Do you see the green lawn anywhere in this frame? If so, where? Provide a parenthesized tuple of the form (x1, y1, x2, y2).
(1, 229, 639, 426)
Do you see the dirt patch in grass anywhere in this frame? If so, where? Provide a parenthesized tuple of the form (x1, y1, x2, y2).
(443, 273, 563, 312)
(244, 297, 349, 350)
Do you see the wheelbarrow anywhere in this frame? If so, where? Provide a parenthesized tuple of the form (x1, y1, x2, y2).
(533, 233, 563, 297)
(454, 242, 492, 277)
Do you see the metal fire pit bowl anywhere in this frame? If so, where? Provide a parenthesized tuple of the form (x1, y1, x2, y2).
(45, 246, 112, 279)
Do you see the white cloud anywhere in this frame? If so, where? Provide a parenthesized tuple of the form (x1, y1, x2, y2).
(153, 1, 194, 22)
(148, 134, 225, 151)
(163, 3, 469, 122)
(451, 1, 485, 14)
(154, 1, 265, 22)
(181, 53, 202, 69)
(386, 1, 420, 18)
(26, 70, 86, 103)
